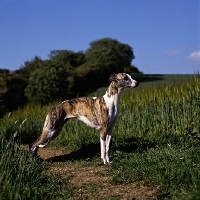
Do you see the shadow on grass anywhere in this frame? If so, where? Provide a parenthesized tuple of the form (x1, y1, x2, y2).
(112, 136, 158, 153)
(45, 143, 100, 162)
(44, 137, 158, 162)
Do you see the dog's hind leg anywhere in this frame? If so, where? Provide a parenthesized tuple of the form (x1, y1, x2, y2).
(29, 129, 50, 156)
(29, 124, 65, 156)
(29, 107, 66, 156)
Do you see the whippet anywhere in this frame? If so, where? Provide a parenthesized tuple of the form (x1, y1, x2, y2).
(29, 73, 139, 164)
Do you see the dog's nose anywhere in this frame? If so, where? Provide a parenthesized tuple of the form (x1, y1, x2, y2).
(135, 81, 139, 87)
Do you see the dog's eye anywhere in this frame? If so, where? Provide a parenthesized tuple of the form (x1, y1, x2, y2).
(124, 76, 129, 81)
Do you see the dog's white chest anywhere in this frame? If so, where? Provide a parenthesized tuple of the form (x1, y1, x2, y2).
(103, 93, 119, 122)
(77, 116, 101, 130)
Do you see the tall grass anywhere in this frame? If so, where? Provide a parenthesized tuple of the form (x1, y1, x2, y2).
(119, 75, 199, 139)
(0, 134, 74, 200)
(1, 75, 199, 148)
(109, 75, 200, 199)
(0, 105, 74, 200)
(0, 74, 199, 199)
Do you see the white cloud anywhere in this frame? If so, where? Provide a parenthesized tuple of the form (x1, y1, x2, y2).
(187, 51, 200, 61)
(163, 50, 182, 56)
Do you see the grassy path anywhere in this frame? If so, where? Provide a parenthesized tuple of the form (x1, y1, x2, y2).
(38, 147, 158, 199)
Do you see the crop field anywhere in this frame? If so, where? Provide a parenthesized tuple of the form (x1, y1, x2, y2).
(0, 74, 200, 199)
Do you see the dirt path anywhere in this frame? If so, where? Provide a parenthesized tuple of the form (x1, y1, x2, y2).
(38, 147, 158, 200)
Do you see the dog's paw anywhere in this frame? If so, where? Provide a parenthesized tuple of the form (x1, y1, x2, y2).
(102, 158, 112, 165)
(29, 145, 39, 157)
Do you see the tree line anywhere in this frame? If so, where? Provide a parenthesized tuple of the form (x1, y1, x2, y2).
(0, 38, 141, 117)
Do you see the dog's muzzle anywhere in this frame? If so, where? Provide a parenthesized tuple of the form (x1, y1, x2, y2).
(131, 80, 139, 88)
(135, 81, 139, 87)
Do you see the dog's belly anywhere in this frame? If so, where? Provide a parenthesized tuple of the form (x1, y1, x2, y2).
(77, 116, 101, 130)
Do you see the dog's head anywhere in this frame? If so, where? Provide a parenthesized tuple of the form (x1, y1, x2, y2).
(109, 73, 139, 88)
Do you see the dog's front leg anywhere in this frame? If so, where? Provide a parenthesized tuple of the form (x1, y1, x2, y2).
(100, 132, 112, 164)
(105, 134, 111, 163)
(100, 137, 107, 164)
(100, 129, 108, 164)
(104, 121, 115, 164)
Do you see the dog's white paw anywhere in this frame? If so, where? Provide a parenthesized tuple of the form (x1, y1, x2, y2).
(102, 158, 112, 165)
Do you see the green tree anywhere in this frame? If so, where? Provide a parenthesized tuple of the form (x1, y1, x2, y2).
(49, 50, 85, 68)
(124, 65, 142, 74)
(15, 56, 42, 80)
(0, 69, 10, 74)
(73, 63, 100, 96)
(0, 70, 9, 116)
(25, 60, 72, 104)
(85, 38, 135, 76)
(1, 74, 28, 111)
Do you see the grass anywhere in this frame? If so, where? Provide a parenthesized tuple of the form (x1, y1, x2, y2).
(0, 136, 74, 200)
(109, 134, 200, 199)
(0, 73, 200, 199)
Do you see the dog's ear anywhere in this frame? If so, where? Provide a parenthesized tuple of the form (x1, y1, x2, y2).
(109, 74, 117, 82)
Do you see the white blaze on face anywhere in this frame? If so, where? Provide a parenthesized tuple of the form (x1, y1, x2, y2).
(131, 80, 138, 87)
(127, 74, 138, 88)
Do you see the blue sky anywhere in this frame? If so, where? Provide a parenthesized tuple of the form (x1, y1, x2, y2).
(0, 0, 199, 74)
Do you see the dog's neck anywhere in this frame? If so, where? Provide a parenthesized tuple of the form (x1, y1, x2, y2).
(103, 81, 123, 107)
(106, 81, 123, 96)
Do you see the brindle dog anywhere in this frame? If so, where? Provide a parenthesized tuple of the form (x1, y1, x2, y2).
(29, 73, 139, 164)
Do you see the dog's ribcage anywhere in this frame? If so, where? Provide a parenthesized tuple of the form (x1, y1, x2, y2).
(62, 91, 120, 132)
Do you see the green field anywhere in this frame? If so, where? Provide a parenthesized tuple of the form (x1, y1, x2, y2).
(0, 74, 200, 199)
